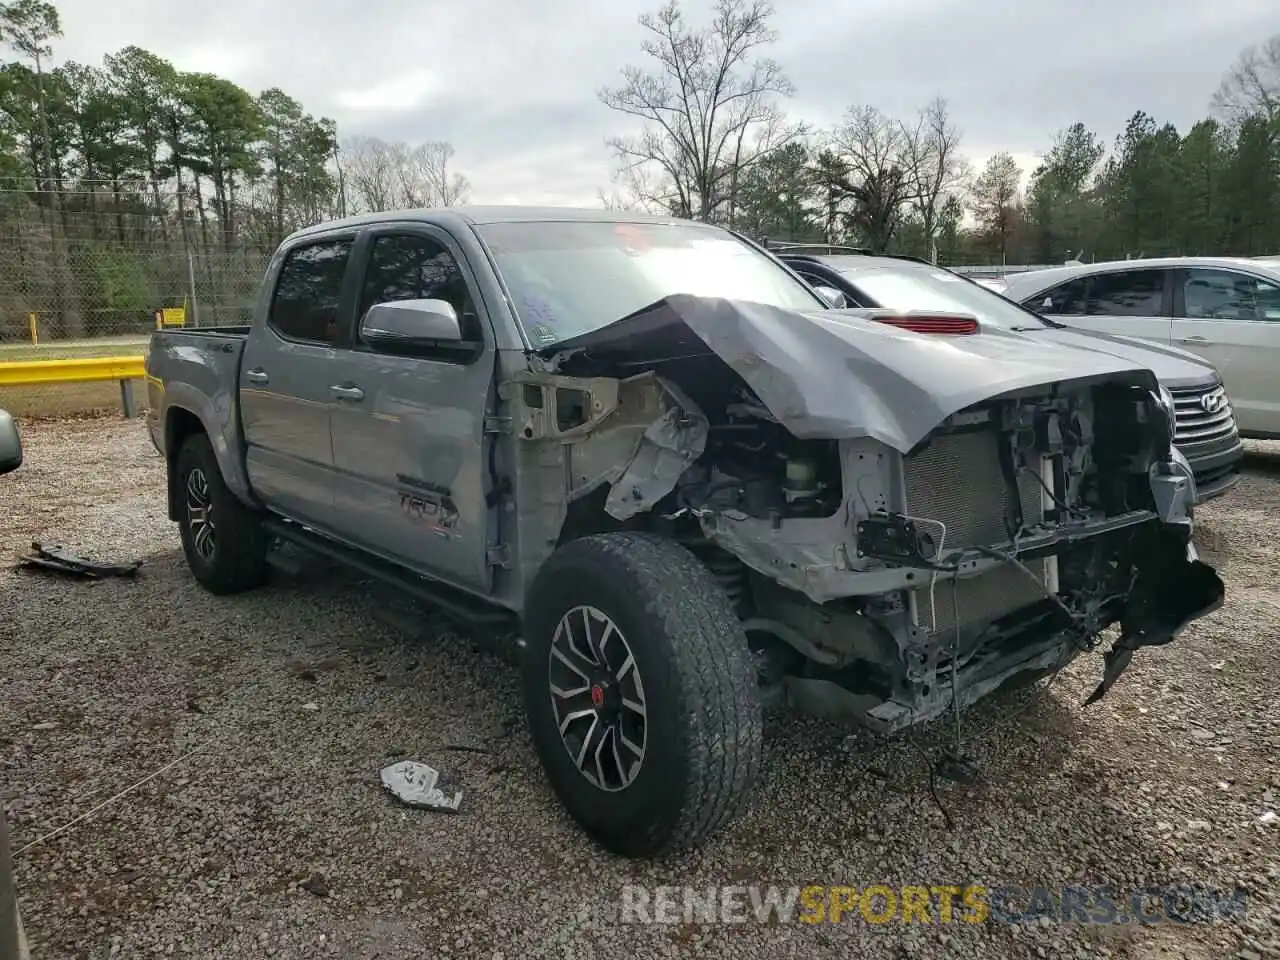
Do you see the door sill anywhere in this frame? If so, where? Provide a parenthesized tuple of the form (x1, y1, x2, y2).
(263, 517, 518, 630)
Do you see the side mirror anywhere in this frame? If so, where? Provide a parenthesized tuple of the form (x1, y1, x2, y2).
(361, 299, 462, 350)
(813, 285, 848, 309)
(0, 408, 23, 475)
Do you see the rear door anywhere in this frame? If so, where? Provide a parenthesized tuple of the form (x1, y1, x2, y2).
(240, 236, 357, 527)
(1171, 267, 1280, 435)
(326, 225, 497, 596)
(1029, 268, 1174, 345)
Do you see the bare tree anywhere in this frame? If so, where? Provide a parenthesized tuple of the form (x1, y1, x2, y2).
(1211, 34, 1280, 137)
(339, 136, 471, 213)
(830, 105, 912, 252)
(900, 97, 969, 262)
(600, 0, 804, 222)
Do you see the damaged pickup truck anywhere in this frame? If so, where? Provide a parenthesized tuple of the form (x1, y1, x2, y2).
(145, 207, 1224, 858)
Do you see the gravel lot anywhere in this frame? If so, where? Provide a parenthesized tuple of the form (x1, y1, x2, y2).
(2, 418, 1278, 960)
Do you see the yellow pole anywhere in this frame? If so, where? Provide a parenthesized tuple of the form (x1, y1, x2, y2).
(27, 314, 37, 346)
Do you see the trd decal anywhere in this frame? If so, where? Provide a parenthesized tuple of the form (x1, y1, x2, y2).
(396, 475, 459, 537)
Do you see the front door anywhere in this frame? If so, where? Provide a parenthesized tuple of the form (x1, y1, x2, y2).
(1036, 268, 1174, 346)
(327, 227, 497, 596)
(1171, 267, 1280, 435)
(241, 236, 356, 528)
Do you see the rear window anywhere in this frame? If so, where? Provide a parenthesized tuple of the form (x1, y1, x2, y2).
(837, 262, 1050, 330)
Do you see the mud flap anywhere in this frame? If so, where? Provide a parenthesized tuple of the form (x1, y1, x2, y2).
(1084, 555, 1224, 706)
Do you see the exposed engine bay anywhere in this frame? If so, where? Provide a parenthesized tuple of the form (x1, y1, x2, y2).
(506, 294, 1225, 735)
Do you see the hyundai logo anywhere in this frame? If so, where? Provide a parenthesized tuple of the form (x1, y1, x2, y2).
(1200, 391, 1224, 414)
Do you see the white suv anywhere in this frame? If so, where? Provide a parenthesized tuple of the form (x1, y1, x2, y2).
(1001, 257, 1280, 440)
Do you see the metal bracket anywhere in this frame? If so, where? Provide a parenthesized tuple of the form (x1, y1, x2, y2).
(484, 415, 512, 435)
(486, 545, 511, 568)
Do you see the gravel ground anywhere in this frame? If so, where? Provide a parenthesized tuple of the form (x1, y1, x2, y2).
(2, 418, 1278, 960)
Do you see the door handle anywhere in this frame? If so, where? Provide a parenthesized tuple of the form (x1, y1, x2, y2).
(1176, 336, 1209, 344)
(244, 368, 269, 384)
(330, 384, 365, 401)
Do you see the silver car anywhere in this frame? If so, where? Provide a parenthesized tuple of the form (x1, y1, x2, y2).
(1001, 258, 1280, 441)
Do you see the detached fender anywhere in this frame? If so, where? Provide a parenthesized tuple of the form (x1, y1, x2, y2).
(160, 380, 256, 520)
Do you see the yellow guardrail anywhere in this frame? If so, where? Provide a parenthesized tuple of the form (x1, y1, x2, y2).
(0, 355, 146, 386)
(0, 356, 148, 417)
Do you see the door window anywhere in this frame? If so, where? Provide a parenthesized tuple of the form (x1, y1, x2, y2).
(1182, 269, 1280, 322)
(1083, 270, 1166, 316)
(358, 234, 483, 354)
(268, 239, 354, 344)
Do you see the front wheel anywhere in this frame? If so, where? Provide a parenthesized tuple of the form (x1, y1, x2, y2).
(175, 434, 268, 595)
(521, 532, 764, 858)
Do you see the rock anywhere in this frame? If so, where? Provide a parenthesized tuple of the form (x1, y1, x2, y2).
(32, 721, 59, 731)
(1157, 821, 1175, 833)
(300, 702, 320, 712)
(299, 874, 329, 898)
(1259, 811, 1278, 827)
(1186, 820, 1213, 833)
(1190, 729, 1216, 741)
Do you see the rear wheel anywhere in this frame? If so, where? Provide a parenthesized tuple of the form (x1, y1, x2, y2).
(175, 434, 268, 595)
(521, 532, 763, 858)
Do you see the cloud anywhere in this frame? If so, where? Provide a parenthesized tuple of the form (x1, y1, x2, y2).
(46, 0, 1277, 205)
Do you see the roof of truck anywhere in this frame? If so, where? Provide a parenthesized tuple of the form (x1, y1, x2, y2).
(288, 205, 694, 242)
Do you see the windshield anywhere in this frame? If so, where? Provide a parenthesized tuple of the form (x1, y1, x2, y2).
(836, 260, 1052, 330)
(476, 220, 824, 346)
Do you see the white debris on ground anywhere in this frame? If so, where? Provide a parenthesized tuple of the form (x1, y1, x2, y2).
(1, 417, 1279, 960)
(380, 761, 463, 813)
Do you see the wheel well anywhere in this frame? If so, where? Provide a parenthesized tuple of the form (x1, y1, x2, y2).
(165, 408, 206, 521)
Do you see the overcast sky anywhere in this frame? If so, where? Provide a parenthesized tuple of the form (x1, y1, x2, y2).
(48, 0, 1273, 206)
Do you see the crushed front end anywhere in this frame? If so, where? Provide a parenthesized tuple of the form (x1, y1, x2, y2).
(673, 377, 1224, 731)
(519, 295, 1225, 734)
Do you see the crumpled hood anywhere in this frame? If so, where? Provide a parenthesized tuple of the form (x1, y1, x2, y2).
(1020, 326, 1218, 387)
(543, 295, 1163, 454)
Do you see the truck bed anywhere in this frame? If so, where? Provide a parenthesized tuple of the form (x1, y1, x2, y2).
(145, 328, 248, 488)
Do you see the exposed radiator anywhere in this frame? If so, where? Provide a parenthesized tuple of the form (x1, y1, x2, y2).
(903, 426, 1052, 641)
(903, 427, 1043, 548)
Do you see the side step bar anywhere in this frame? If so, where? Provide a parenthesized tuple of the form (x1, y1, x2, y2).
(262, 518, 517, 631)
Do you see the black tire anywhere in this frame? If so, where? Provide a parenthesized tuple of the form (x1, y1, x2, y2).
(175, 433, 269, 595)
(521, 532, 764, 858)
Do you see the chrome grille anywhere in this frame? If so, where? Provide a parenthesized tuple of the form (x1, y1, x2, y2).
(1170, 383, 1236, 445)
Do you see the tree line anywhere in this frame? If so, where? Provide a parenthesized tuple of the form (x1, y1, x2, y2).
(3, 0, 1279, 338)
(598, 0, 1280, 265)
(0, 0, 470, 336)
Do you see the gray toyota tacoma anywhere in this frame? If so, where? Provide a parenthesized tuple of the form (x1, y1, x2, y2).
(145, 207, 1224, 858)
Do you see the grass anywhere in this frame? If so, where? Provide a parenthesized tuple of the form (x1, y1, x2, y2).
(0, 335, 151, 416)
(0, 334, 150, 361)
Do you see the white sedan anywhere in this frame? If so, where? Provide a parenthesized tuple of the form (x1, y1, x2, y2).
(1001, 257, 1280, 439)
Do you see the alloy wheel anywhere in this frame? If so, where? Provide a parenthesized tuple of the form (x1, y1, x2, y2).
(547, 604, 648, 791)
(186, 467, 216, 561)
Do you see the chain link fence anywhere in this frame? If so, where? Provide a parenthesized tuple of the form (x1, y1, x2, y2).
(0, 183, 275, 416)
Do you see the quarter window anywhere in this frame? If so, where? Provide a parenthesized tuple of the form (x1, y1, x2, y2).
(1182, 269, 1280, 322)
(268, 240, 354, 344)
(1026, 277, 1087, 314)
